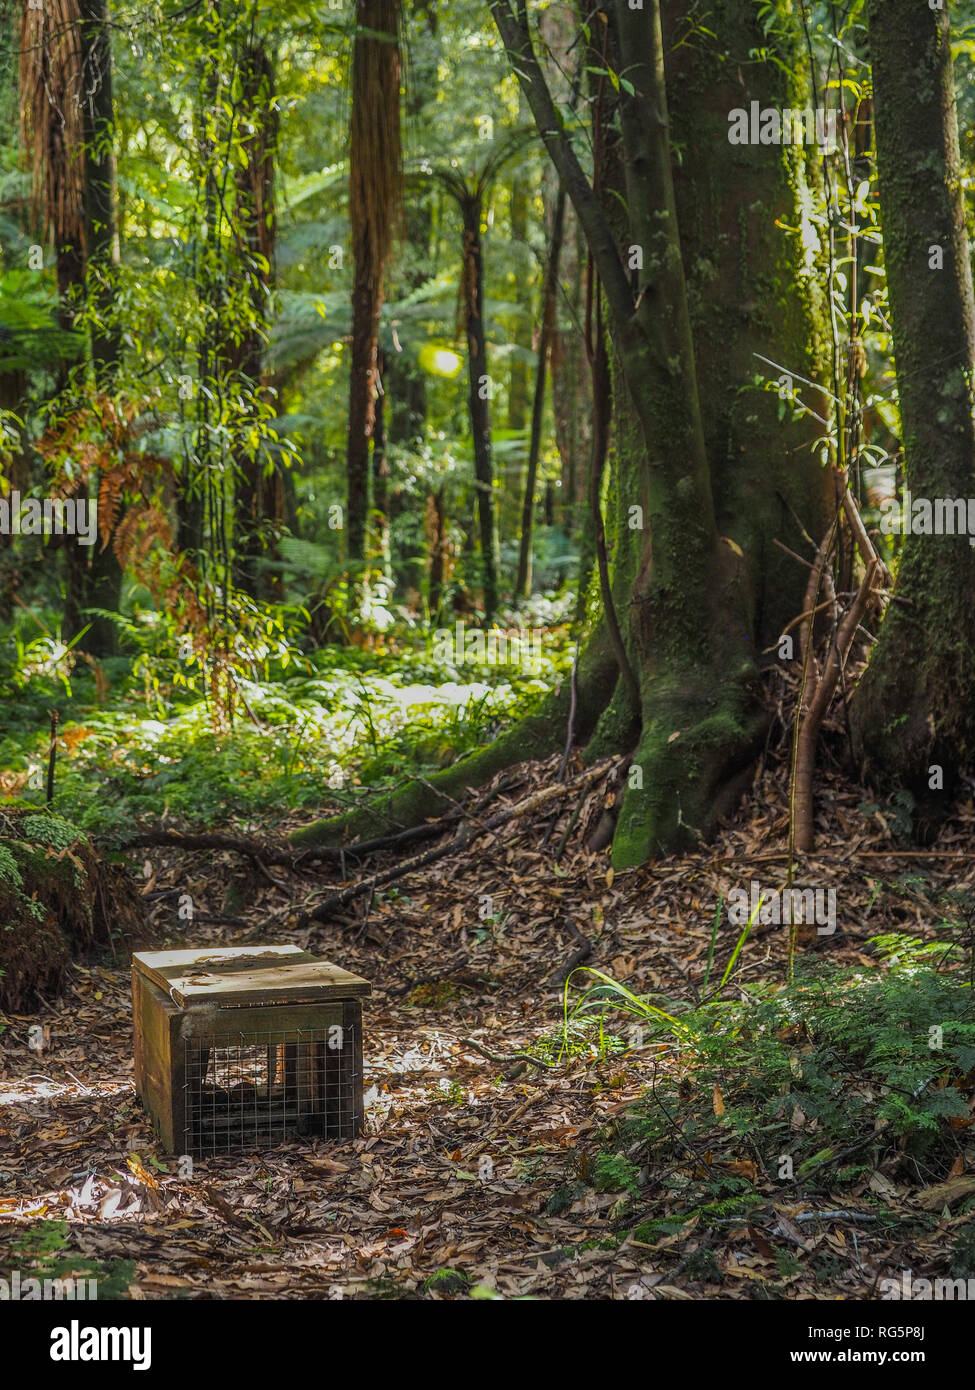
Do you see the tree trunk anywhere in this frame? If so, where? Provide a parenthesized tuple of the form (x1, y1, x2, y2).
(504, 94, 533, 543)
(80, 0, 119, 380)
(346, 273, 376, 564)
(73, 0, 122, 657)
(461, 192, 500, 622)
(386, 0, 436, 449)
(426, 485, 447, 621)
(293, 0, 834, 863)
(177, 60, 217, 561)
(231, 40, 281, 600)
(537, 0, 589, 542)
(660, 0, 833, 647)
(516, 182, 565, 598)
(850, 0, 975, 831)
(345, 0, 401, 564)
(551, 208, 592, 541)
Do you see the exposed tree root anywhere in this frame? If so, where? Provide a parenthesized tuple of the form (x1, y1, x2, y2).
(607, 670, 767, 868)
(123, 814, 466, 866)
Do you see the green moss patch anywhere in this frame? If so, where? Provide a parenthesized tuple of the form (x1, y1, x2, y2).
(0, 810, 145, 1009)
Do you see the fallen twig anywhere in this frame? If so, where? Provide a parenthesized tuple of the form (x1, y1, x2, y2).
(547, 917, 593, 985)
(461, 1036, 558, 1070)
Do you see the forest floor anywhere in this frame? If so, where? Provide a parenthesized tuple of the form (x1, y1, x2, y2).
(1, 751, 974, 1300)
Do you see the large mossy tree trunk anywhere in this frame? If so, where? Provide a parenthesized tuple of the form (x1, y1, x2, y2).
(588, 0, 833, 864)
(661, 0, 833, 648)
(850, 0, 975, 823)
(293, 0, 832, 865)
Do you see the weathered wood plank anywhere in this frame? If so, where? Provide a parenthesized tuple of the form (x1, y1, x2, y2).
(135, 975, 184, 1152)
(133, 947, 370, 1006)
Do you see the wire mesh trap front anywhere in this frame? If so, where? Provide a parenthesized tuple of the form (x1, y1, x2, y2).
(183, 1024, 358, 1155)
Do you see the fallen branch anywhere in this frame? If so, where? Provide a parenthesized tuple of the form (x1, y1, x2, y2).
(299, 763, 610, 927)
(122, 773, 518, 869)
(388, 960, 492, 999)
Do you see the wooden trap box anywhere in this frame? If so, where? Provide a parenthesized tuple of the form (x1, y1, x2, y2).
(132, 946, 370, 1157)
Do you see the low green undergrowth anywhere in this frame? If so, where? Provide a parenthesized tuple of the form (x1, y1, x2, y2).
(553, 933, 975, 1231)
(0, 612, 572, 836)
(626, 951, 975, 1186)
(2, 1221, 136, 1299)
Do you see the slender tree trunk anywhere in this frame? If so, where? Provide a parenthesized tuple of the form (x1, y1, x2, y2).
(504, 94, 532, 542)
(76, 0, 123, 656)
(345, 0, 401, 564)
(851, 0, 975, 833)
(177, 61, 216, 560)
(536, 0, 588, 541)
(551, 208, 591, 540)
(231, 40, 280, 599)
(346, 272, 376, 563)
(426, 485, 447, 620)
(461, 192, 500, 621)
(80, 0, 118, 379)
(386, 0, 435, 449)
(516, 182, 565, 598)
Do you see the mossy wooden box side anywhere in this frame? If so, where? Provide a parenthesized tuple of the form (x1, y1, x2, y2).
(132, 947, 370, 1157)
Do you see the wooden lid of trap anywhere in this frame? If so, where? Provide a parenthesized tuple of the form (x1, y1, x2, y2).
(132, 945, 371, 1008)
